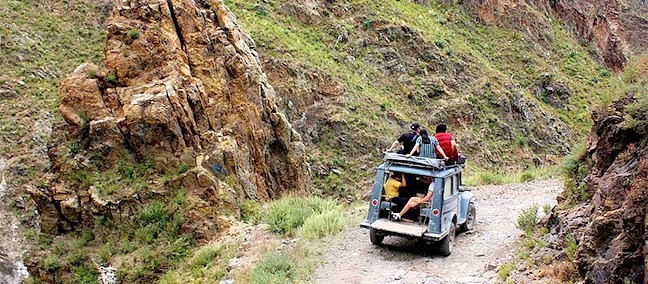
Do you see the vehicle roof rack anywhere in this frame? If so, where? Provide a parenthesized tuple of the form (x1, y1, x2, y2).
(382, 153, 448, 170)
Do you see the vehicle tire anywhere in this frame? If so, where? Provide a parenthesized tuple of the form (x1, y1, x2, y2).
(370, 228, 384, 245)
(460, 202, 476, 232)
(438, 223, 456, 256)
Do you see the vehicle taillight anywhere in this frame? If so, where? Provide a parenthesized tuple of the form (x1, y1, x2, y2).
(371, 199, 379, 206)
(432, 209, 439, 216)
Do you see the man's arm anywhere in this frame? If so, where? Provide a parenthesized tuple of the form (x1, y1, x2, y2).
(435, 145, 448, 160)
(407, 143, 419, 156)
(399, 173, 407, 187)
(451, 140, 459, 155)
(387, 140, 401, 152)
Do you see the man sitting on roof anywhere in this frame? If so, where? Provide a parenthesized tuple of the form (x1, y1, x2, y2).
(386, 123, 421, 155)
(434, 124, 460, 164)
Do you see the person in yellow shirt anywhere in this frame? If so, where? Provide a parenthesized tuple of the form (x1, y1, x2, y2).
(384, 172, 408, 207)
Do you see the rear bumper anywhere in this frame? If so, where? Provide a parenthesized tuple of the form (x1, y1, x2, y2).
(360, 219, 447, 241)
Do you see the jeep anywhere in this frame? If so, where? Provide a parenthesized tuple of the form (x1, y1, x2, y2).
(360, 153, 476, 256)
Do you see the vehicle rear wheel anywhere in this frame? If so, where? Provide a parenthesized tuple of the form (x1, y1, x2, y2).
(460, 202, 476, 232)
(438, 223, 456, 256)
(370, 228, 384, 245)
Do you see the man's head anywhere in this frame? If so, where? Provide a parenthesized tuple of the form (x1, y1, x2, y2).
(410, 123, 420, 133)
(435, 124, 447, 133)
(391, 172, 402, 180)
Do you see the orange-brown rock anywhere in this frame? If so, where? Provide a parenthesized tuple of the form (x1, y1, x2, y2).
(34, 0, 309, 234)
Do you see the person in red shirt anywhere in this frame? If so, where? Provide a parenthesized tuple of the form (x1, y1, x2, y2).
(434, 124, 460, 163)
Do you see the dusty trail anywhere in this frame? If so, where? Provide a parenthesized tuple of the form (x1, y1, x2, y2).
(312, 179, 562, 284)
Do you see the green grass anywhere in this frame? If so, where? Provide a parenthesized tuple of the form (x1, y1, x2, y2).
(498, 261, 515, 281)
(0, 0, 107, 160)
(250, 251, 297, 284)
(464, 165, 558, 186)
(265, 196, 341, 236)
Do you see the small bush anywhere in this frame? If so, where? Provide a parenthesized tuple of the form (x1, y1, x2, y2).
(498, 261, 515, 281)
(266, 197, 340, 236)
(520, 171, 535, 182)
(477, 172, 503, 185)
(240, 200, 263, 224)
(566, 234, 577, 261)
(128, 29, 139, 40)
(516, 204, 539, 235)
(72, 263, 99, 283)
(542, 204, 552, 215)
(192, 246, 221, 268)
(298, 211, 344, 240)
(44, 255, 60, 272)
(106, 72, 118, 85)
(138, 201, 170, 224)
(251, 251, 296, 284)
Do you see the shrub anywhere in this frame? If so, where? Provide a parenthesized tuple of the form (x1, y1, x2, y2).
(520, 171, 535, 182)
(566, 234, 577, 261)
(251, 251, 296, 284)
(298, 211, 344, 240)
(138, 201, 170, 224)
(44, 255, 60, 272)
(498, 261, 515, 281)
(72, 263, 99, 284)
(192, 246, 221, 268)
(240, 199, 263, 224)
(542, 204, 552, 215)
(106, 72, 118, 85)
(128, 29, 139, 40)
(515, 204, 539, 235)
(266, 196, 341, 236)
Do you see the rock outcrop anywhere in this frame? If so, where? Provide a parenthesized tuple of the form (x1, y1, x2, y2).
(540, 93, 647, 283)
(32, 0, 309, 234)
(454, 0, 648, 70)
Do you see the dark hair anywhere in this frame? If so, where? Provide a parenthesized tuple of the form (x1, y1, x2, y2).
(435, 124, 447, 133)
(420, 128, 430, 144)
(410, 123, 420, 131)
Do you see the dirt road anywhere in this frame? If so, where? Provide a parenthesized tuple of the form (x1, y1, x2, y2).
(312, 179, 562, 284)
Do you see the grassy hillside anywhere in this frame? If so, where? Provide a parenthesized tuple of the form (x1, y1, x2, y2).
(0, 0, 108, 187)
(225, 0, 623, 192)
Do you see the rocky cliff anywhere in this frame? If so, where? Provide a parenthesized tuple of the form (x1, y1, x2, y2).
(31, 0, 309, 235)
(455, 0, 648, 70)
(528, 60, 647, 283)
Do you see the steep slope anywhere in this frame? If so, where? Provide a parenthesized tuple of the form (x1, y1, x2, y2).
(23, 0, 308, 282)
(510, 58, 647, 283)
(225, 0, 631, 196)
(457, 0, 648, 70)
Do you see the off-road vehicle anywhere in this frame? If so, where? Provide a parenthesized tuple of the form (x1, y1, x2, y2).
(360, 153, 476, 256)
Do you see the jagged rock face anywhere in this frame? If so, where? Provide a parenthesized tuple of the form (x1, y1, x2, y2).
(454, 0, 647, 70)
(543, 96, 647, 283)
(36, 0, 309, 233)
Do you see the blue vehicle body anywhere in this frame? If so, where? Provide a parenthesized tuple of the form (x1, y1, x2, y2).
(360, 154, 476, 255)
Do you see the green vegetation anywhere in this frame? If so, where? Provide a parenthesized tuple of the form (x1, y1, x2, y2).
(0, 0, 107, 159)
(265, 196, 342, 236)
(561, 143, 592, 207)
(464, 165, 557, 186)
(30, 186, 203, 284)
(565, 234, 578, 261)
(159, 243, 237, 283)
(515, 204, 539, 235)
(498, 261, 515, 281)
(250, 251, 297, 284)
(70, 158, 155, 197)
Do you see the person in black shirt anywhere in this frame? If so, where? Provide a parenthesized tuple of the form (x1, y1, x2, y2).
(386, 123, 421, 155)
